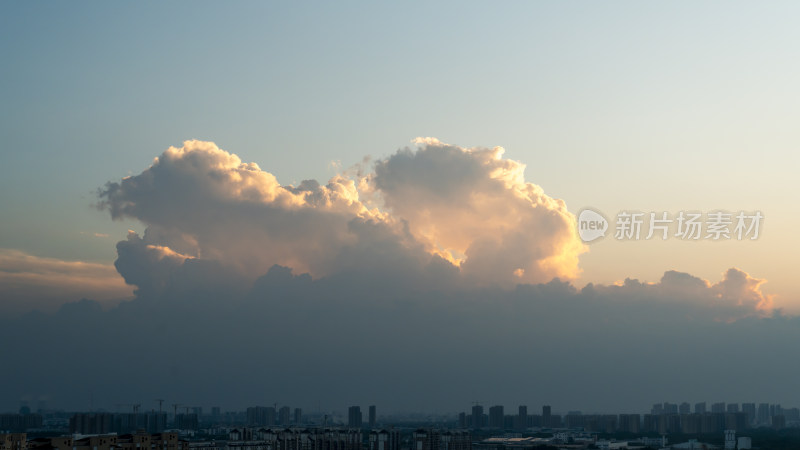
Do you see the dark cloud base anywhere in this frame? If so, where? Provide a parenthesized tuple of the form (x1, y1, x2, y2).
(1, 263, 794, 414)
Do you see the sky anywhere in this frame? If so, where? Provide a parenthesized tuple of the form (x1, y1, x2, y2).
(1, 1, 799, 414)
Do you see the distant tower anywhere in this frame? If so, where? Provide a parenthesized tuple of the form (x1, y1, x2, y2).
(368, 405, 376, 428)
(294, 408, 302, 425)
(542, 405, 551, 428)
(517, 406, 528, 431)
(279, 406, 291, 426)
(471, 404, 484, 429)
(348, 406, 362, 428)
(488, 406, 504, 429)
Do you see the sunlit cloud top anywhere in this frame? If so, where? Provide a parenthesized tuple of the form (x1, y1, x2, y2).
(98, 139, 586, 289)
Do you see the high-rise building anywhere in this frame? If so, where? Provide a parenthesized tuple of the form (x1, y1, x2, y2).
(146, 413, 167, 433)
(542, 406, 551, 428)
(0, 415, 42, 433)
(174, 414, 198, 431)
(757, 403, 770, 426)
(246, 407, 276, 426)
(679, 403, 690, 415)
(726, 403, 740, 413)
(471, 405, 484, 429)
(516, 406, 527, 431)
(694, 403, 706, 414)
(712, 403, 726, 414)
(279, 407, 291, 426)
(294, 408, 302, 425)
(618, 414, 640, 433)
(488, 406, 504, 429)
(368, 406, 376, 428)
(348, 406, 362, 428)
(70, 413, 112, 434)
(741, 403, 756, 426)
(724, 413, 747, 431)
(701, 413, 725, 434)
(680, 414, 701, 434)
(642, 414, 657, 433)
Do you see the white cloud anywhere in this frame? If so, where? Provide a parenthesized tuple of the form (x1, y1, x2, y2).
(371, 137, 586, 286)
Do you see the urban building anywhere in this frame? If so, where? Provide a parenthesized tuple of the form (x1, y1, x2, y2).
(618, 414, 640, 434)
(0, 415, 42, 432)
(243, 428, 363, 450)
(694, 402, 706, 414)
(175, 414, 198, 431)
(470, 405, 484, 429)
(246, 407, 276, 427)
(0, 434, 26, 450)
(368, 429, 399, 450)
(541, 406, 550, 428)
(515, 406, 527, 431)
(412, 429, 470, 450)
(348, 406, 362, 428)
(279, 407, 291, 427)
(488, 406, 503, 429)
(70, 413, 113, 434)
(294, 409, 303, 426)
(24, 433, 186, 450)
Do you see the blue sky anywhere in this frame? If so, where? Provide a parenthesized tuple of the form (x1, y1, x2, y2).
(2, 1, 799, 307)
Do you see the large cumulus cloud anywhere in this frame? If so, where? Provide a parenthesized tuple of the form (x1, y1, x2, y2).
(93, 138, 773, 321)
(97, 138, 587, 295)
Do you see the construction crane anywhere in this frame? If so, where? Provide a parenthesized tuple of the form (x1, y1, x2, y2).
(172, 404, 182, 418)
(155, 399, 164, 413)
